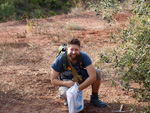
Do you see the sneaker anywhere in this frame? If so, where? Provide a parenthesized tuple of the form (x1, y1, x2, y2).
(57, 94, 61, 98)
(64, 99, 68, 106)
(90, 95, 107, 108)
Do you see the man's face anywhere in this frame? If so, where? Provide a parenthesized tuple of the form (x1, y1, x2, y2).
(67, 44, 80, 61)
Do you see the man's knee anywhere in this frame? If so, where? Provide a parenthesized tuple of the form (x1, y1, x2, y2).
(59, 86, 69, 100)
(96, 68, 101, 80)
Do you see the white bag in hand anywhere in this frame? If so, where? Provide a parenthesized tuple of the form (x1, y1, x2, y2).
(66, 82, 84, 113)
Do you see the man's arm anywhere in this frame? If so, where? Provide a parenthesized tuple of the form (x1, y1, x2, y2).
(51, 68, 75, 87)
(78, 64, 96, 91)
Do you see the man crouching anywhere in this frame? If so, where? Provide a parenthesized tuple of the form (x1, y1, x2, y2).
(51, 38, 107, 108)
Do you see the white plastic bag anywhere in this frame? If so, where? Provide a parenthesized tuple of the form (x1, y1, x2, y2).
(66, 82, 84, 113)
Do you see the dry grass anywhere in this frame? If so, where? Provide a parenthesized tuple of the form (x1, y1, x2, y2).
(70, 7, 85, 16)
(65, 22, 84, 30)
(0, 46, 5, 64)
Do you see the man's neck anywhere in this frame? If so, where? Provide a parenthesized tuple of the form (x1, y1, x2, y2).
(67, 54, 78, 64)
(71, 59, 77, 64)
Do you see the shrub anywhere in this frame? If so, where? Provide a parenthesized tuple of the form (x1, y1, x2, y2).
(0, 0, 87, 22)
(94, 0, 150, 111)
(0, 1, 16, 21)
(34, 9, 43, 18)
(48, 11, 56, 16)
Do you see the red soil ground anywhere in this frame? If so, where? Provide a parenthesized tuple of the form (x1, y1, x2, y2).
(0, 11, 149, 113)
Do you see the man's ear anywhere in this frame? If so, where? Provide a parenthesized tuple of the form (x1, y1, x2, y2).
(66, 47, 68, 51)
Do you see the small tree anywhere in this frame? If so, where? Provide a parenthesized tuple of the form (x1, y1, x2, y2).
(92, 0, 150, 112)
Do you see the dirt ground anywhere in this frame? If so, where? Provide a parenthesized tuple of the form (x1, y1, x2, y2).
(0, 11, 149, 113)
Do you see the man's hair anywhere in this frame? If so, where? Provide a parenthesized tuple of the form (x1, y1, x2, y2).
(67, 38, 80, 47)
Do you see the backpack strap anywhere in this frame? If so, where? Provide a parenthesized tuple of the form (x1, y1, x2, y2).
(77, 52, 84, 68)
(67, 54, 79, 77)
(61, 52, 68, 72)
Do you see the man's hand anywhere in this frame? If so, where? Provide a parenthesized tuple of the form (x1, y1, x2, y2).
(64, 80, 75, 87)
(51, 68, 75, 87)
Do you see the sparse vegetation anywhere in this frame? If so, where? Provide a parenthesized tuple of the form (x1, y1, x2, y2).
(0, 1, 16, 21)
(95, 0, 150, 112)
(0, 0, 91, 22)
(66, 22, 84, 30)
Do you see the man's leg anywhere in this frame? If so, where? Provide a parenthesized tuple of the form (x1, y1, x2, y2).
(90, 68, 107, 108)
(58, 79, 70, 106)
(92, 68, 101, 93)
(59, 86, 69, 106)
(92, 78, 101, 93)
(59, 86, 69, 100)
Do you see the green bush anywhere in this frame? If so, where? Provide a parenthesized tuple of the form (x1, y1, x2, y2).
(0, 0, 88, 22)
(34, 9, 43, 18)
(0, 1, 16, 21)
(95, 0, 150, 111)
(48, 11, 56, 16)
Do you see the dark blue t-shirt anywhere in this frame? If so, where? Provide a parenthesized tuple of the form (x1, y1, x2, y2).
(51, 51, 92, 80)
